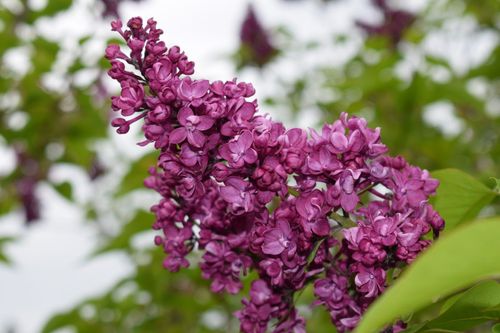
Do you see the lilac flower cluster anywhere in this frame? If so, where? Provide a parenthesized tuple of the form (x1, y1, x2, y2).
(106, 17, 444, 332)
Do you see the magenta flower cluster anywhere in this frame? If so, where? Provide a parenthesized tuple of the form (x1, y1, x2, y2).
(106, 17, 444, 332)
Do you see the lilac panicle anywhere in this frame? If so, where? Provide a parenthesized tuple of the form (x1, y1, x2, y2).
(106, 17, 444, 332)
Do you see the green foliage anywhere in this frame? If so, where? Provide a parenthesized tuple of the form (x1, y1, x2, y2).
(26, 0, 73, 23)
(431, 169, 498, 231)
(116, 152, 158, 197)
(53, 181, 73, 201)
(0, 237, 14, 264)
(404, 281, 500, 332)
(93, 210, 152, 255)
(0, 0, 108, 220)
(354, 217, 500, 333)
(42, 249, 241, 333)
(491, 177, 500, 194)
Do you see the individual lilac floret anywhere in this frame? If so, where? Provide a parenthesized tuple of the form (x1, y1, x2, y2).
(111, 80, 144, 116)
(261, 220, 296, 256)
(219, 131, 258, 168)
(106, 17, 444, 332)
(220, 177, 256, 214)
(169, 106, 214, 147)
(296, 190, 330, 236)
(355, 266, 386, 298)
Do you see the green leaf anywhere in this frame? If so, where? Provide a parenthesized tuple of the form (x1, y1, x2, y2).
(117, 152, 157, 196)
(354, 216, 500, 333)
(93, 210, 152, 255)
(0, 237, 14, 264)
(406, 281, 500, 332)
(41, 311, 78, 333)
(427, 281, 500, 330)
(31, 38, 60, 73)
(53, 181, 73, 201)
(491, 177, 500, 194)
(0, 189, 16, 215)
(424, 55, 452, 70)
(493, 323, 500, 333)
(431, 169, 497, 230)
(26, 0, 72, 23)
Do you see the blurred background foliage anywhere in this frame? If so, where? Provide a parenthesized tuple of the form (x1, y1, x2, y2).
(259, 0, 500, 185)
(0, 0, 499, 332)
(0, 0, 107, 224)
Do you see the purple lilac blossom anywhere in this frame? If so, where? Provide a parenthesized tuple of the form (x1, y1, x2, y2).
(356, 0, 416, 46)
(106, 17, 444, 332)
(238, 5, 277, 68)
(14, 146, 41, 224)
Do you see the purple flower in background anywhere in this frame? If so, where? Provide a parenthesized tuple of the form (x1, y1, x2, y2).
(101, 0, 145, 18)
(356, 0, 416, 46)
(105, 17, 443, 332)
(88, 156, 106, 180)
(101, 0, 121, 18)
(237, 5, 277, 68)
(14, 147, 41, 224)
(16, 177, 40, 224)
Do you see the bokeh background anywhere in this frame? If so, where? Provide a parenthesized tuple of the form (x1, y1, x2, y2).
(0, 0, 498, 332)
